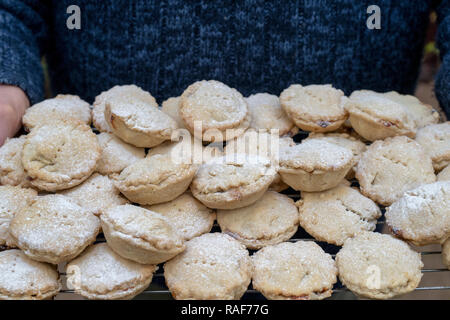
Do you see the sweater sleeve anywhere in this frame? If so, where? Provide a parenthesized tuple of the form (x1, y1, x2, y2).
(0, 0, 49, 105)
(436, 0, 450, 118)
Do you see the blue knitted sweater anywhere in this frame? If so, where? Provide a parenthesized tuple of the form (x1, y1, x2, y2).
(0, 0, 449, 116)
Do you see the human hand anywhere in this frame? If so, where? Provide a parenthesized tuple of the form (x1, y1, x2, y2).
(0, 85, 30, 146)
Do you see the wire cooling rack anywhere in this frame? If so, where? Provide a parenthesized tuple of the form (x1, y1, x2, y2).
(54, 207, 450, 300)
(50, 130, 450, 299)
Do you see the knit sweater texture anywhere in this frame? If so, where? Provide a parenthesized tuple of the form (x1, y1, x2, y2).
(0, 0, 449, 116)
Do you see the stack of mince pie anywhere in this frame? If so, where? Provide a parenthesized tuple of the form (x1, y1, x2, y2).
(0, 80, 448, 300)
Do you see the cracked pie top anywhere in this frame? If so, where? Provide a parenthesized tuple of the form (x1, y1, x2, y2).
(164, 233, 251, 300)
(23, 95, 91, 131)
(385, 181, 450, 246)
(92, 84, 159, 133)
(297, 183, 381, 246)
(21, 120, 101, 191)
(278, 139, 354, 192)
(217, 191, 299, 249)
(180, 80, 250, 142)
(344, 90, 417, 141)
(280, 84, 347, 133)
(190, 154, 277, 209)
(105, 94, 178, 148)
(336, 232, 423, 299)
(114, 153, 197, 205)
(251, 241, 337, 300)
(355, 136, 436, 206)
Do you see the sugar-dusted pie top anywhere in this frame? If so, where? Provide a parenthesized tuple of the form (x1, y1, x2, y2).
(217, 191, 298, 244)
(92, 84, 159, 133)
(66, 243, 156, 298)
(297, 184, 381, 246)
(336, 232, 423, 299)
(0, 185, 37, 246)
(0, 136, 29, 187)
(0, 250, 60, 299)
(385, 181, 450, 245)
(23, 94, 91, 130)
(115, 154, 197, 189)
(279, 139, 354, 172)
(355, 135, 436, 206)
(306, 132, 367, 162)
(21, 120, 101, 190)
(96, 132, 145, 175)
(415, 122, 450, 170)
(252, 241, 337, 299)
(246, 93, 295, 135)
(101, 204, 184, 251)
(146, 193, 215, 241)
(106, 96, 177, 135)
(224, 130, 295, 163)
(344, 90, 416, 132)
(9, 194, 100, 260)
(180, 80, 249, 131)
(280, 84, 346, 121)
(164, 233, 251, 300)
(191, 154, 276, 195)
(161, 96, 186, 129)
(383, 91, 439, 129)
(61, 173, 129, 216)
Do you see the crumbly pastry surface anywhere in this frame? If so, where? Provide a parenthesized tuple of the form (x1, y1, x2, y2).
(443, 239, 450, 269)
(96, 132, 145, 175)
(92, 84, 159, 133)
(22, 94, 91, 130)
(21, 120, 101, 191)
(217, 191, 299, 249)
(9, 194, 100, 264)
(146, 193, 215, 241)
(438, 165, 450, 181)
(246, 93, 296, 136)
(297, 184, 381, 246)
(382, 91, 439, 129)
(105, 95, 177, 148)
(190, 154, 277, 209)
(251, 241, 337, 300)
(161, 96, 186, 129)
(385, 181, 450, 246)
(355, 136, 436, 206)
(114, 154, 197, 205)
(279, 139, 353, 172)
(0, 136, 29, 187)
(224, 131, 295, 191)
(100, 204, 185, 264)
(278, 139, 354, 192)
(66, 243, 157, 300)
(344, 90, 417, 141)
(0, 185, 37, 247)
(336, 232, 423, 299)
(60, 173, 129, 216)
(0, 250, 61, 300)
(180, 80, 250, 142)
(280, 84, 347, 132)
(164, 233, 251, 300)
(305, 132, 367, 179)
(415, 122, 450, 171)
